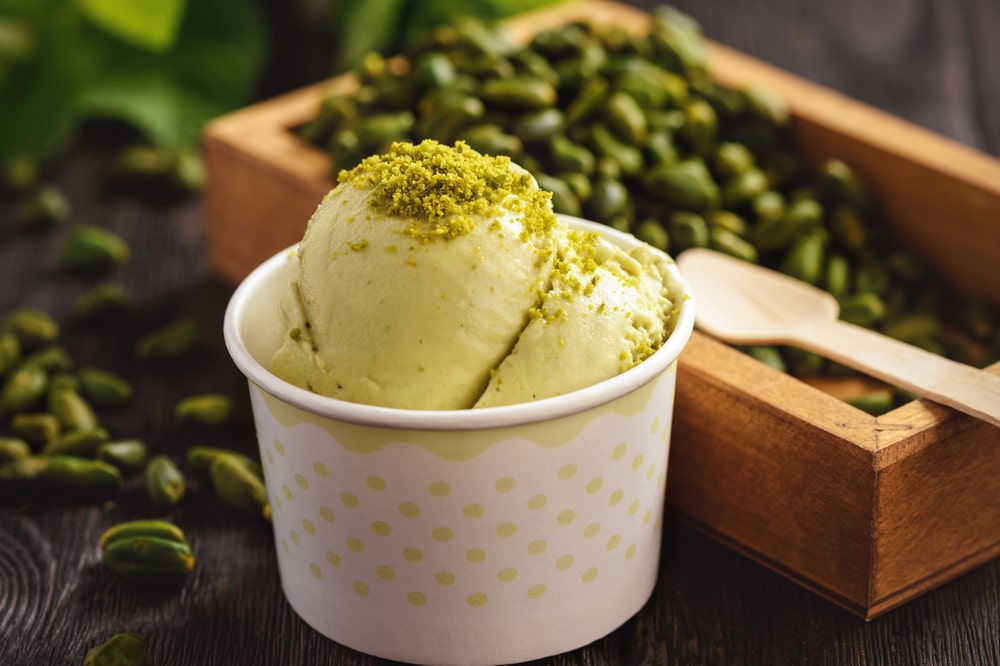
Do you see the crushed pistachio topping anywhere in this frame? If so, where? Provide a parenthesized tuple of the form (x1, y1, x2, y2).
(337, 140, 556, 243)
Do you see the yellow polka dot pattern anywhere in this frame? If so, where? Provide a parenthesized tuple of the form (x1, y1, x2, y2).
(494, 477, 516, 492)
(254, 369, 673, 619)
(497, 567, 517, 582)
(495, 523, 517, 538)
(428, 481, 450, 497)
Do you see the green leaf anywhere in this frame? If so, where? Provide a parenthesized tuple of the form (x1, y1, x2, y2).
(330, 0, 407, 73)
(78, 0, 187, 53)
(78, 0, 267, 147)
(0, 9, 100, 159)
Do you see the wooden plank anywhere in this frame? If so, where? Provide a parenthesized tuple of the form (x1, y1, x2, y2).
(668, 333, 877, 614)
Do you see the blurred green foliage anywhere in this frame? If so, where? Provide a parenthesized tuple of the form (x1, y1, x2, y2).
(0, 0, 561, 195)
(0, 0, 267, 164)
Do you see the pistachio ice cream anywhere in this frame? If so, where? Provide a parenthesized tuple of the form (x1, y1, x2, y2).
(270, 140, 680, 410)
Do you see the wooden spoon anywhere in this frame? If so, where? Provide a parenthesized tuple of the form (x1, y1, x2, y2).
(676, 248, 1000, 428)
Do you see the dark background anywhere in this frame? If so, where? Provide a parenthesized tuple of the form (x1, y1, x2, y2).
(2, 1, 999, 664)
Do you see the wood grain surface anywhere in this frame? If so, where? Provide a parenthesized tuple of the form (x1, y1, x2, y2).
(2, 1, 999, 665)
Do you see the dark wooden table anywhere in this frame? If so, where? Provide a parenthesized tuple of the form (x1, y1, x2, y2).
(2, 1, 999, 664)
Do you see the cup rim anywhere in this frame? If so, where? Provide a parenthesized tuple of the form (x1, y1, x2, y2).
(223, 215, 695, 431)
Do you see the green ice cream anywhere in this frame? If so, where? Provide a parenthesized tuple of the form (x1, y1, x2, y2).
(270, 140, 679, 410)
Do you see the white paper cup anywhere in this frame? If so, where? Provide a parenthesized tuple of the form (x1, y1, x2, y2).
(224, 217, 694, 665)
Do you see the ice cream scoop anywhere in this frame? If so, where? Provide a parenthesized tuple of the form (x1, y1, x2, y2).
(475, 234, 676, 407)
(270, 140, 681, 410)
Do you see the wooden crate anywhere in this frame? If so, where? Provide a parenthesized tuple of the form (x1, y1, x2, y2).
(202, 0, 1000, 619)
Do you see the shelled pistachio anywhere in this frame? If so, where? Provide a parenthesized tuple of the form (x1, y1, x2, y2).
(185, 445, 262, 479)
(78, 367, 133, 406)
(0, 455, 49, 485)
(110, 145, 206, 193)
(135, 317, 202, 360)
(71, 283, 133, 321)
(43, 427, 109, 457)
(2, 454, 125, 499)
(47, 455, 123, 497)
(0, 364, 48, 416)
(209, 452, 269, 518)
(19, 345, 74, 373)
(48, 384, 99, 432)
(61, 225, 131, 272)
(0, 332, 21, 375)
(100, 518, 194, 582)
(10, 412, 61, 446)
(173, 393, 232, 426)
(2, 307, 59, 349)
(186, 445, 269, 519)
(145, 455, 186, 507)
(0, 437, 30, 463)
(745, 345, 786, 373)
(99, 519, 188, 550)
(847, 389, 895, 416)
(82, 631, 148, 666)
(15, 184, 69, 229)
(96, 439, 149, 471)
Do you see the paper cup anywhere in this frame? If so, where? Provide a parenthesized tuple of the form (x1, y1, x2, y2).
(224, 217, 695, 665)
